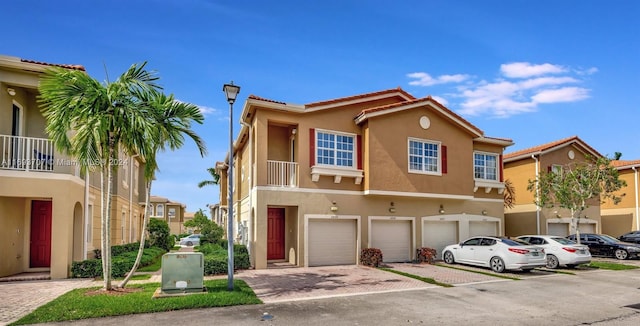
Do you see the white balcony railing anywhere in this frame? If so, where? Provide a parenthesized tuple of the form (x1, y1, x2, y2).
(267, 160, 298, 187)
(0, 134, 55, 172)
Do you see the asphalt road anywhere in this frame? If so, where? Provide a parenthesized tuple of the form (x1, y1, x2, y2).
(39, 268, 640, 326)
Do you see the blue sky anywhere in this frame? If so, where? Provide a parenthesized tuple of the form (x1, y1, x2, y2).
(3, 0, 639, 214)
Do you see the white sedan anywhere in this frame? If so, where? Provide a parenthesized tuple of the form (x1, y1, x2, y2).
(442, 236, 546, 273)
(516, 235, 591, 269)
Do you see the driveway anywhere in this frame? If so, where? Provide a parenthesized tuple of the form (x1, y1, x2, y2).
(235, 265, 437, 303)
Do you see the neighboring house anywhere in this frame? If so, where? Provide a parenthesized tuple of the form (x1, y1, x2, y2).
(503, 136, 603, 237)
(601, 160, 640, 238)
(143, 195, 185, 235)
(182, 211, 195, 234)
(0, 55, 145, 279)
(216, 87, 513, 269)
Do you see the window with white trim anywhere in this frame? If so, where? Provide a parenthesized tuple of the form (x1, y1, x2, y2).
(408, 138, 440, 174)
(551, 164, 563, 175)
(156, 204, 164, 217)
(316, 130, 355, 168)
(474, 152, 498, 181)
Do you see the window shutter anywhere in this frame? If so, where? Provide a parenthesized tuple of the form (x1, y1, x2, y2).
(441, 145, 447, 174)
(499, 154, 503, 182)
(357, 134, 362, 170)
(547, 165, 552, 173)
(309, 128, 315, 167)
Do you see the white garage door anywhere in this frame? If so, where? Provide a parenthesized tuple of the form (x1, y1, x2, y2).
(578, 223, 595, 234)
(308, 219, 357, 266)
(423, 221, 458, 259)
(371, 220, 411, 262)
(469, 221, 498, 237)
(548, 223, 569, 237)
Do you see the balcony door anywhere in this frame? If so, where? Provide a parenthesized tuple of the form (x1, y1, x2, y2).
(10, 104, 22, 167)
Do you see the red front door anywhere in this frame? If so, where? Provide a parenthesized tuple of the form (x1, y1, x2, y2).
(30, 200, 52, 268)
(267, 208, 285, 260)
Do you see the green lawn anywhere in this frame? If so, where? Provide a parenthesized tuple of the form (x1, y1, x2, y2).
(10, 280, 261, 325)
(587, 261, 639, 270)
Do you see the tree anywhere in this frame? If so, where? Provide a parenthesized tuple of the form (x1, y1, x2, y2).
(198, 167, 220, 188)
(147, 218, 173, 251)
(39, 63, 160, 290)
(526, 155, 626, 243)
(118, 91, 206, 288)
(503, 179, 516, 209)
(184, 209, 224, 245)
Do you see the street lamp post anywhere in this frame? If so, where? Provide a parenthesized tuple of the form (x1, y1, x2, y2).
(223, 81, 240, 291)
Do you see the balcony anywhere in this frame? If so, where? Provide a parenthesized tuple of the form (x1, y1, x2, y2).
(1, 134, 55, 172)
(267, 160, 298, 187)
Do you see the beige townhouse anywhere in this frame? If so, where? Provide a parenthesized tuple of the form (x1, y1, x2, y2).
(142, 195, 186, 235)
(503, 136, 604, 237)
(216, 87, 513, 269)
(601, 160, 640, 237)
(0, 55, 145, 279)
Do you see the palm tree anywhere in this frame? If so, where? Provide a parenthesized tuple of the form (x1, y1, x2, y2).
(198, 167, 220, 188)
(38, 62, 160, 290)
(118, 91, 206, 288)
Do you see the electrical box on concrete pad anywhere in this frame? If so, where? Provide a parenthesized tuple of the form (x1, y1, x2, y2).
(161, 252, 204, 294)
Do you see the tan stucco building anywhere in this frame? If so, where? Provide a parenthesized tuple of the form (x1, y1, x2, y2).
(216, 88, 513, 269)
(601, 160, 640, 237)
(142, 195, 186, 235)
(0, 55, 146, 279)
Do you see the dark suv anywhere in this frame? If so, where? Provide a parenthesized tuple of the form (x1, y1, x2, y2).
(567, 233, 640, 260)
(619, 231, 640, 244)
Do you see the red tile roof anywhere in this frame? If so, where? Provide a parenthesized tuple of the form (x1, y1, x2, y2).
(612, 160, 640, 168)
(247, 94, 287, 105)
(21, 58, 85, 71)
(305, 87, 415, 108)
(355, 96, 484, 136)
(504, 136, 602, 160)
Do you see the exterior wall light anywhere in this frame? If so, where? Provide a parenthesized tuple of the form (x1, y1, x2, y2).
(439, 205, 445, 214)
(330, 201, 338, 212)
(389, 202, 396, 213)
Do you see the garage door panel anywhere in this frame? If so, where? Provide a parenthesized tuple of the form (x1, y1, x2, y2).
(309, 219, 356, 266)
(548, 223, 568, 237)
(578, 223, 595, 234)
(423, 221, 457, 259)
(371, 220, 411, 262)
(469, 221, 498, 237)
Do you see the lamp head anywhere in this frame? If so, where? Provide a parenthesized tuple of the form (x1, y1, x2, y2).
(223, 81, 241, 104)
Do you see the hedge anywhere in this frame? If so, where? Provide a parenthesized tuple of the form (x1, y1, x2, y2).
(71, 247, 165, 278)
(93, 242, 148, 260)
(199, 243, 250, 275)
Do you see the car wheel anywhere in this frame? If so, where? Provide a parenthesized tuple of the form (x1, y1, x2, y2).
(615, 249, 629, 260)
(443, 251, 455, 264)
(490, 256, 505, 273)
(187, 241, 193, 246)
(546, 255, 559, 269)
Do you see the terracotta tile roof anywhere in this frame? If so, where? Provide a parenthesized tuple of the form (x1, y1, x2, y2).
(20, 58, 85, 71)
(247, 94, 287, 105)
(305, 87, 415, 108)
(504, 135, 601, 160)
(612, 160, 640, 168)
(355, 96, 484, 136)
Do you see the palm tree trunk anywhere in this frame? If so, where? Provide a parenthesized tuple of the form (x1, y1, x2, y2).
(100, 170, 108, 289)
(118, 179, 153, 288)
(103, 157, 114, 290)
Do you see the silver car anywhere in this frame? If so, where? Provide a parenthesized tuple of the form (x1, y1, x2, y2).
(442, 236, 546, 273)
(179, 234, 202, 246)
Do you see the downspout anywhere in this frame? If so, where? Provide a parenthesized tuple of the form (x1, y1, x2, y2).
(532, 154, 540, 234)
(240, 121, 253, 249)
(129, 154, 139, 242)
(83, 171, 89, 260)
(633, 166, 639, 231)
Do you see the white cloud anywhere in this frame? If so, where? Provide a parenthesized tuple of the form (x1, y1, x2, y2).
(500, 62, 567, 78)
(197, 105, 217, 115)
(531, 87, 590, 103)
(407, 62, 596, 118)
(407, 72, 470, 86)
(430, 95, 448, 106)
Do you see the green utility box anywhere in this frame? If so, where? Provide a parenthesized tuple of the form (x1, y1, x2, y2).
(160, 252, 205, 294)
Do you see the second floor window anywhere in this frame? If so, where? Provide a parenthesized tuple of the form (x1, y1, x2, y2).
(474, 152, 498, 181)
(156, 204, 164, 217)
(316, 130, 355, 168)
(408, 138, 440, 174)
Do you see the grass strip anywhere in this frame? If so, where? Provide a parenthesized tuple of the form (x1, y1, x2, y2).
(379, 267, 453, 287)
(10, 279, 261, 325)
(587, 261, 639, 270)
(137, 256, 162, 272)
(434, 263, 521, 280)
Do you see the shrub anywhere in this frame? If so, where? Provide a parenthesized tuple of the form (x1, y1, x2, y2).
(360, 248, 383, 267)
(148, 218, 174, 251)
(198, 243, 251, 275)
(416, 247, 437, 264)
(93, 242, 145, 260)
(71, 247, 165, 278)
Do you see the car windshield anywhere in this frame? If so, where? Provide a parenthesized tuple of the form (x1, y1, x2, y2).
(599, 234, 621, 243)
(501, 238, 528, 246)
(550, 237, 576, 245)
